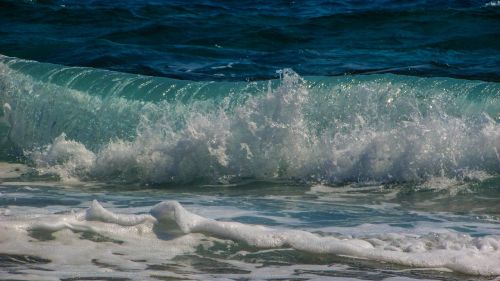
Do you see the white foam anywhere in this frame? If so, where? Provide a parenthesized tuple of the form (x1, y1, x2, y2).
(151, 200, 500, 276)
(85, 200, 154, 226)
(485, 1, 500, 7)
(29, 133, 96, 182)
(0, 202, 212, 280)
(1, 200, 500, 278)
(0, 162, 29, 179)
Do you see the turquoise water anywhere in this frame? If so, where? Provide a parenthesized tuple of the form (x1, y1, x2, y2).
(0, 1, 499, 280)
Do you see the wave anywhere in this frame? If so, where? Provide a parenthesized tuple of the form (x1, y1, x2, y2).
(2, 200, 499, 276)
(0, 55, 499, 184)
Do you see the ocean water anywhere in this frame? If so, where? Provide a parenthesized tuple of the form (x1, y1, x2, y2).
(0, 0, 499, 81)
(0, 1, 500, 280)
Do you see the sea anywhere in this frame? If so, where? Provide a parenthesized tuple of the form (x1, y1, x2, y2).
(0, 0, 499, 280)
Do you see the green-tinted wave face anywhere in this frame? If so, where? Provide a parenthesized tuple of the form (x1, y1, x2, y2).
(0, 55, 499, 184)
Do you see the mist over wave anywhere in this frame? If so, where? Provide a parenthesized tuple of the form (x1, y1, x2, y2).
(1, 56, 499, 184)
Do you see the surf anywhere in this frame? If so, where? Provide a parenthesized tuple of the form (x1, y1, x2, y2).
(0, 55, 499, 184)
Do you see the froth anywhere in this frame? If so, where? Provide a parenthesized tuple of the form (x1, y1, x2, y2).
(2, 200, 499, 277)
(0, 201, 212, 280)
(150, 200, 500, 276)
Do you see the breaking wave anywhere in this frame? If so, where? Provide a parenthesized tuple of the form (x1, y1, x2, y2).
(0, 55, 499, 184)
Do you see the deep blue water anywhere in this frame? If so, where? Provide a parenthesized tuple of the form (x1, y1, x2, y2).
(0, 0, 499, 81)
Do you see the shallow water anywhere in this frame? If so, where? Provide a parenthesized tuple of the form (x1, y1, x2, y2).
(0, 164, 499, 280)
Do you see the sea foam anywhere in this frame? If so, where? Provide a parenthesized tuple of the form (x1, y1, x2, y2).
(1, 200, 499, 277)
(150, 200, 500, 276)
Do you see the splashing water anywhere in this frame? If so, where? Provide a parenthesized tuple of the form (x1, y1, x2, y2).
(0, 57, 495, 184)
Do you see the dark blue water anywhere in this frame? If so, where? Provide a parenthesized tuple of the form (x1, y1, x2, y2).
(0, 0, 499, 81)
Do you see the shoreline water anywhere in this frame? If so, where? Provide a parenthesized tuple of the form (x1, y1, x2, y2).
(1, 159, 500, 280)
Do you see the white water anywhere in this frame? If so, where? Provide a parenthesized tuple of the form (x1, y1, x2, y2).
(1, 199, 499, 279)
